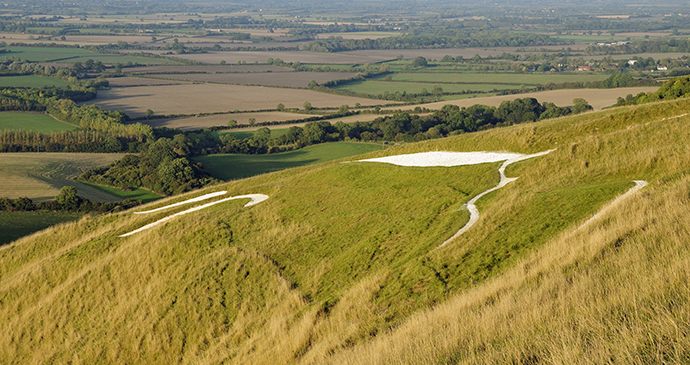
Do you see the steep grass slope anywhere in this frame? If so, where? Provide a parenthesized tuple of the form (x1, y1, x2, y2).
(1, 98, 689, 364)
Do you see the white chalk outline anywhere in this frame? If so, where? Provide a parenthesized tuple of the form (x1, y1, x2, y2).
(119, 194, 269, 237)
(134, 191, 228, 214)
(439, 150, 555, 247)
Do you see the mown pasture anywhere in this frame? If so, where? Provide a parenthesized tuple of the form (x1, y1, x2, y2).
(0, 75, 71, 88)
(1, 46, 98, 62)
(195, 142, 386, 180)
(0, 112, 75, 133)
(0, 153, 124, 202)
(78, 181, 162, 203)
(85, 83, 391, 117)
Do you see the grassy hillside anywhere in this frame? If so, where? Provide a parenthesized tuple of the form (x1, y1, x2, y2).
(1, 98, 690, 363)
(195, 142, 387, 180)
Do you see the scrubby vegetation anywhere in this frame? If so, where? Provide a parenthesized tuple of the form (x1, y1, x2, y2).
(616, 75, 690, 106)
(79, 137, 219, 195)
(0, 186, 140, 213)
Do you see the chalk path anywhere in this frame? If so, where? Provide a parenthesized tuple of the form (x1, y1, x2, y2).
(119, 194, 269, 237)
(438, 150, 554, 247)
(576, 180, 648, 231)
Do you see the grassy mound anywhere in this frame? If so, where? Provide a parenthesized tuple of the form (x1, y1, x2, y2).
(1, 98, 690, 363)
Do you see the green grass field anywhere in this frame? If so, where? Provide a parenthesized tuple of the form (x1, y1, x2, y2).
(0, 112, 75, 132)
(195, 142, 386, 180)
(375, 72, 609, 85)
(2, 46, 99, 62)
(0, 75, 72, 88)
(79, 181, 163, 203)
(0, 211, 82, 246)
(216, 127, 291, 140)
(333, 79, 519, 95)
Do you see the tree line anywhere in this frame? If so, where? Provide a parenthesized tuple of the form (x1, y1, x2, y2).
(615, 75, 690, 106)
(1, 186, 141, 213)
(303, 31, 558, 52)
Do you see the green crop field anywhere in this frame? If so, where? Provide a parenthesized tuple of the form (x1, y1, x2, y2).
(0, 112, 75, 132)
(0, 152, 125, 202)
(376, 72, 610, 85)
(79, 181, 163, 203)
(0, 75, 72, 88)
(1, 46, 99, 62)
(0, 211, 82, 246)
(333, 79, 519, 95)
(195, 142, 386, 180)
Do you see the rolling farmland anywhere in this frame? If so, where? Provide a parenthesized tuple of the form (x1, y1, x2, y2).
(85, 83, 393, 117)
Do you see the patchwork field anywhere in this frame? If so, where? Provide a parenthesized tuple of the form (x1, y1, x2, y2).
(195, 142, 386, 180)
(158, 50, 388, 64)
(0, 46, 98, 62)
(315, 31, 400, 40)
(390, 86, 659, 111)
(0, 153, 125, 202)
(85, 83, 392, 117)
(122, 65, 292, 74)
(0, 112, 75, 133)
(0, 75, 71, 88)
(145, 112, 323, 130)
(143, 71, 357, 88)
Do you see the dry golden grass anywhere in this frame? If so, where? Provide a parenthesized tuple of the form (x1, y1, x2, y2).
(85, 83, 390, 117)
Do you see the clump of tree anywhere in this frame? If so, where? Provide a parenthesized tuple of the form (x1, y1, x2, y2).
(79, 137, 219, 196)
(0, 186, 141, 213)
(615, 76, 690, 106)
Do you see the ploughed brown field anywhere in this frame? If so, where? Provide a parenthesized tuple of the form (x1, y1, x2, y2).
(142, 71, 357, 88)
(146, 112, 324, 130)
(389, 87, 660, 112)
(122, 65, 292, 74)
(85, 83, 393, 117)
(106, 77, 190, 87)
